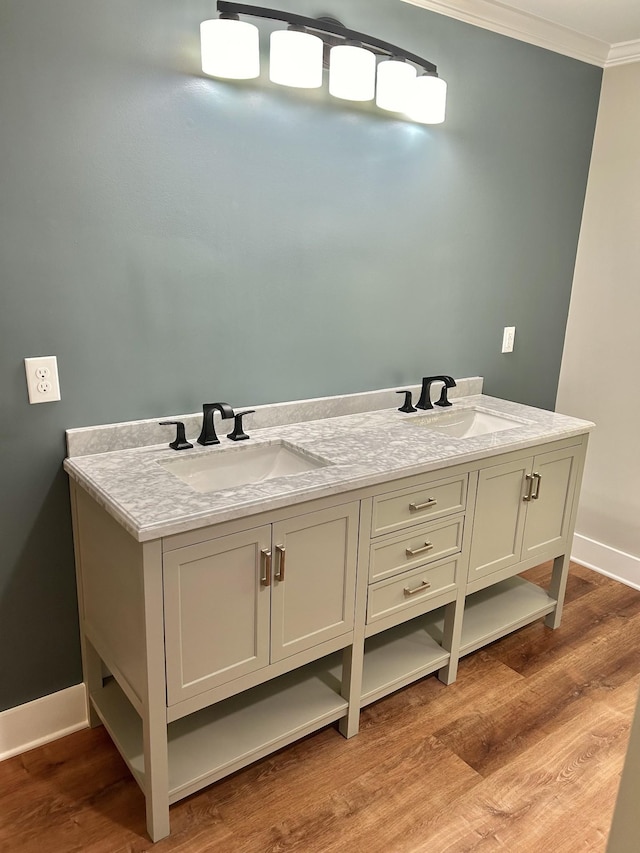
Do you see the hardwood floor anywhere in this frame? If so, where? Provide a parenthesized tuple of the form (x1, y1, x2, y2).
(2, 563, 640, 853)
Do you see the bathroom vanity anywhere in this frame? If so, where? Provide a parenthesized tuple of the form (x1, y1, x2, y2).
(65, 383, 592, 841)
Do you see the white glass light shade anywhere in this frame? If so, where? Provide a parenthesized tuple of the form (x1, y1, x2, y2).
(329, 44, 376, 101)
(375, 59, 417, 112)
(200, 18, 260, 80)
(269, 29, 323, 88)
(407, 74, 447, 124)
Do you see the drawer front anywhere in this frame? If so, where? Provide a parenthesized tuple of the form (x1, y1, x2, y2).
(369, 515, 464, 583)
(371, 474, 467, 537)
(367, 558, 458, 624)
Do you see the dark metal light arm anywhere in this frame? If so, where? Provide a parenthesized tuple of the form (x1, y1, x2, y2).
(217, 1, 438, 74)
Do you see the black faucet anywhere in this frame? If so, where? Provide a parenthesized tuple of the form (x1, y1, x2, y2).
(197, 402, 235, 445)
(416, 376, 457, 410)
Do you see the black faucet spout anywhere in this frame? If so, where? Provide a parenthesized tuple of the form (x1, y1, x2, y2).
(416, 375, 457, 410)
(197, 402, 235, 446)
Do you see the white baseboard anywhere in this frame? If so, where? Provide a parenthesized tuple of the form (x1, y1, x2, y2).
(572, 533, 640, 592)
(0, 684, 88, 762)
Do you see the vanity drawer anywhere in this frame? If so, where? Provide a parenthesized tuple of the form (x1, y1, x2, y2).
(367, 558, 458, 624)
(368, 515, 464, 583)
(371, 474, 467, 537)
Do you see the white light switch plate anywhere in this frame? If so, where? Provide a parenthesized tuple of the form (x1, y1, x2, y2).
(502, 326, 516, 353)
(25, 356, 61, 403)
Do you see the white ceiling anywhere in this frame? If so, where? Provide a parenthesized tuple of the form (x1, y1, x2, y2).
(402, 0, 640, 66)
(494, 0, 640, 45)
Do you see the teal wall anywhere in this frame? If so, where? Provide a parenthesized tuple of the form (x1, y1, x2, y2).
(0, 0, 601, 711)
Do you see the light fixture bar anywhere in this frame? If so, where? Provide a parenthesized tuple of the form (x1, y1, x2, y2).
(216, 1, 438, 74)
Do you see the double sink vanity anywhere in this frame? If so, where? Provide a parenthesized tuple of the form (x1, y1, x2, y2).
(64, 378, 593, 841)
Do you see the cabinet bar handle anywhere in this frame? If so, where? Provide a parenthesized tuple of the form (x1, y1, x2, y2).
(532, 472, 541, 500)
(405, 541, 434, 557)
(260, 548, 272, 586)
(404, 580, 431, 596)
(275, 544, 286, 581)
(523, 474, 534, 502)
(409, 498, 437, 512)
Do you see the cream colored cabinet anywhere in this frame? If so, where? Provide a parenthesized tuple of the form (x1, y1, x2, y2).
(270, 505, 358, 661)
(69, 432, 588, 843)
(467, 444, 580, 585)
(340, 473, 471, 714)
(164, 503, 359, 706)
(164, 525, 272, 705)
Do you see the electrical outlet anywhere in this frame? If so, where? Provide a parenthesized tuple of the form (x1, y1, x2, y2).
(25, 356, 61, 404)
(502, 326, 516, 353)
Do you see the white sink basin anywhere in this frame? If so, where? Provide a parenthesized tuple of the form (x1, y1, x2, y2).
(158, 440, 329, 493)
(405, 407, 526, 439)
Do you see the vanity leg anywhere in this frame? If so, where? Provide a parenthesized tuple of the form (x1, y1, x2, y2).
(70, 481, 103, 729)
(142, 707, 170, 842)
(83, 638, 104, 728)
(339, 513, 369, 740)
(142, 541, 171, 842)
(437, 594, 464, 685)
(339, 644, 364, 739)
(545, 552, 570, 629)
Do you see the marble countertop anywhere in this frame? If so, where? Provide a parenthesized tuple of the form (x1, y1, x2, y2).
(64, 394, 593, 542)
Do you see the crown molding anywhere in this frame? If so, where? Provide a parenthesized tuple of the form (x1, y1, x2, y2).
(401, 0, 611, 66)
(606, 40, 640, 67)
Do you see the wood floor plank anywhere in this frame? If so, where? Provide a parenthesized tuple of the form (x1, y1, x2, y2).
(434, 607, 640, 776)
(410, 693, 633, 852)
(223, 735, 480, 853)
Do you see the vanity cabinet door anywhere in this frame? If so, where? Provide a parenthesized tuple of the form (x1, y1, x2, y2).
(270, 502, 359, 663)
(521, 446, 578, 561)
(467, 458, 530, 582)
(468, 444, 580, 585)
(164, 525, 272, 706)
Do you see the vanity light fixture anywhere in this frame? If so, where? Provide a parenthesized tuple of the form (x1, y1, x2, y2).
(407, 72, 447, 124)
(200, 1, 447, 123)
(328, 42, 376, 102)
(269, 26, 324, 88)
(376, 57, 417, 113)
(200, 14, 260, 79)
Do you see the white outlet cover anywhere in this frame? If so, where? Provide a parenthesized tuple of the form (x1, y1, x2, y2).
(25, 356, 61, 404)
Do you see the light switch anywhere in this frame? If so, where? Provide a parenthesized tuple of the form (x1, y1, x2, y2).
(502, 327, 516, 354)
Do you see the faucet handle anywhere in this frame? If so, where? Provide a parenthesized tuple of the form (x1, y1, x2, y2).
(159, 421, 193, 451)
(434, 376, 456, 407)
(396, 390, 417, 413)
(228, 410, 255, 442)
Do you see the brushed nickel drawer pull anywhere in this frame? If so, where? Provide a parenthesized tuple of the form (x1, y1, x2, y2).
(275, 544, 286, 581)
(409, 498, 437, 512)
(531, 473, 541, 500)
(404, 580, 431, 596)
(260, 548, 272, 586)
(405, 541, 434, 557)
(523, 474, 534, 502)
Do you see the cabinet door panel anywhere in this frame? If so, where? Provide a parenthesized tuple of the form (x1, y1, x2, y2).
(164, 526, 271, 705)
(270, 503, 359, 662)
(522, 448, 577, 560)
(468, 459, 529, 581)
